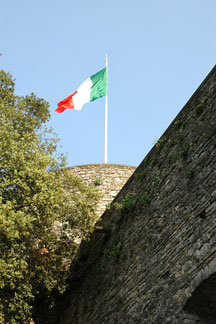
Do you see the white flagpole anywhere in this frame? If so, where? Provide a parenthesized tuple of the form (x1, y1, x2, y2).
(104, 54, 108, 164)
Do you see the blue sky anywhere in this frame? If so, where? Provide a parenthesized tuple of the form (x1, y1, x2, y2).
(1, 0, 215, 167)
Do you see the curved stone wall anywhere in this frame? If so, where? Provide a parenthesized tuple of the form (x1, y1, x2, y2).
(66, 164, 136, 218)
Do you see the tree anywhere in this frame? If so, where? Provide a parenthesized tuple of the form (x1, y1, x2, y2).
(0, 70, 99, 323)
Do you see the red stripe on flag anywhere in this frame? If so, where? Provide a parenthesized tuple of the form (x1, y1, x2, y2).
(55, 91, 78, 113)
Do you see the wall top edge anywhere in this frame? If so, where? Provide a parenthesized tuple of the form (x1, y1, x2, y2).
(65, 163, 137, 169)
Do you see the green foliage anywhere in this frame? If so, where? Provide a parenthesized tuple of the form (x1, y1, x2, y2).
(175, 119, 188, 129)
(0, 70, 99, 323)
(121, 193, 150, 213)
(93, 177, 102, 186)
(155, 137, 166, 148)
(121, 195, 138, 211)
(105, 203, 112, 210)
(105, 202, 123, 212)
(194, 103, 204, 116)
(156, 173, 167, 185)
(175, 119, 182, 128)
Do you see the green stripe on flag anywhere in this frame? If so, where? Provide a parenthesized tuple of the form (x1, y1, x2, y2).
(90, 67, 107, 102)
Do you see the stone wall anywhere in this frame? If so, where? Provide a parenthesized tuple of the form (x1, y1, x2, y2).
(54, 66, 216, 324)
(66, 164, 136, 218)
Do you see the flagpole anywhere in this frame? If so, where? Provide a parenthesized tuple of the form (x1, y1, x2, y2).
(104, 54, 108, 164)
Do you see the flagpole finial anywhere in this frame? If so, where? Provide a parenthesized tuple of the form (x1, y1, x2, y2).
(105, 54, 108, 67)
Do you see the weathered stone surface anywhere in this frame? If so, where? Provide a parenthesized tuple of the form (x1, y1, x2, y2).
(56, 66, 216, 324)
(67, 164, 136, 218)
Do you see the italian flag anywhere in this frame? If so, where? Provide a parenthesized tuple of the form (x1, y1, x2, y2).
(55, 67, 107, 113)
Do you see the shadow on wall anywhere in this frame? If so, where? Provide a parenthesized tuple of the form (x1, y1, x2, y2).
(184, 272, 216, 324)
